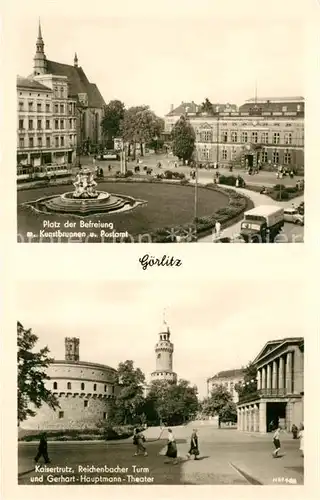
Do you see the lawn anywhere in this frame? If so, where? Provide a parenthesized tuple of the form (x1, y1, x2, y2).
(17, 181, 229, 243)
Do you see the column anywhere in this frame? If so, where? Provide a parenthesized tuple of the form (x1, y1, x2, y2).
(286, 352, 293, 393)
(237, 408, 241, 430)
(272, 360, 278, 391)
(257, 369, 261, 390)
(253, 404, 259, 432)
(267, 364, 272, 390)
(240, 408, 244, 431)
(244, 407, 248, 431)
(259, 401, 267, 433)
(261, 366, 266, 389)
(279, 356, 285, 391)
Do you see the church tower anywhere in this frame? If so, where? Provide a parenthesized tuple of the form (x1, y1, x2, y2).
(33, 20, 47, 75)
(151, 317, 177, 383)
(65, 337, 80, 362)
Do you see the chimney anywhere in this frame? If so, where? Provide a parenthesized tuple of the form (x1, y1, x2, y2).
(170, 104, 174, 112)
(65, 337, 80, 361)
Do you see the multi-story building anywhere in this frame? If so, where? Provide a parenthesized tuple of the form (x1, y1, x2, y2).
(164, 97, 304, 170)
(207, 369, 244, 403)
(237, 337, 304, 434)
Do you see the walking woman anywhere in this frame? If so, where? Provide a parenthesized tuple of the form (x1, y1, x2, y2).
(165, 428, 178, 464)
(272, 426, 282, 458)
(187, 429, 200, 460)
(298, 424, 304, 457)
(34, 433, 50, 464)
(133, 428, 148, 457)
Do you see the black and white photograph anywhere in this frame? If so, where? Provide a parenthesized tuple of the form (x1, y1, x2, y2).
(17, 279, 304, 485)
(15, 2, 305, 243)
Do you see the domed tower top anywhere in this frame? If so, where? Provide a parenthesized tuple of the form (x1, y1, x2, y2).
(151, 312, 177, 383)
(33, 19, 47, 75)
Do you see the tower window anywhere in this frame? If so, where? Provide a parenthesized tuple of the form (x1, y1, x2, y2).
(93, 384, 97, 391)
(81, 383, 85, 390)
(53, 382, 58, 389)
(59, 411, 64, 418)
(157, 353, 161, 359)
(67, 382, 71, 390)
(84, 400, 88, 408)
(103, 412, 107, 419)
(104, 385, 107, 392)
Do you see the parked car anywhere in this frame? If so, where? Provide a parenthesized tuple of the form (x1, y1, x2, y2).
(283, 208, 304, 225)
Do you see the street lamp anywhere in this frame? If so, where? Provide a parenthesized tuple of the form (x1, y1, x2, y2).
(193, 151, 199, 241)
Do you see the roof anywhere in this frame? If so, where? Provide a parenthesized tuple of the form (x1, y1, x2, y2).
(208, 369, 244, 381)
(46, 60, 106, 108)
(239, 99, 304, 114)
(17, 76, 52, 92)
(253, 337, 304, 364)
(245, 97, 304, 103)
(166, 101, 199, 116)
(245, 205, 283, 216)
(52, 360, 117, 372)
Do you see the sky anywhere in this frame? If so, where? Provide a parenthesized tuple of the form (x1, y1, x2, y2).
(17, 278, 305, 398)
(12, 0, 306, 117)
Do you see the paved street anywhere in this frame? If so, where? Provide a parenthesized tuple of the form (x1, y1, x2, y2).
(18, 425, 303, 485)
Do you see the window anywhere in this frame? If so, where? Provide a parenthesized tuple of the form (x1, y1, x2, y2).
(284, 151, 291, 164)
(69, 119, 72, 128)
(55, 120, 59, 130)
(19, 137, 24, 148)
(81, 382, 85, 390)
(93, 384, 97, 391)
(273, 133, 280, 144)
(37, 103, 42, 112)
(103, 412, 107, 419)
(60, 87, 64, 97)
(60, 104, 64, 114)
(28, 120, 33, 130)
(222, 131, 228, 142)
(251, 131, 258, 143)
(203, 131, 212, 142)
(231, 131, 237, 142)
(84, 400, 88, 408)
(222, 149, 227, 160)
(297, 104, 301, 112)
(28, 101, 33, 111)
(19, 119, 24, 129)
(53, 382, 58, 389)
(261, 150, 268, 163)
(241, 132, 248, 143)
(55, 104, 59, 114)
(38, 137, 42, 147)
(104, 385, 107, 392)
(69, 135, 73, 145)
(61, 136, 64, 147)
(29, 137, 34, 148)
(157, 353, 161, 359)
(37, 119, 42, 130)
(112, 386, 115, 394)
(58, 411, 64, 418)
(55, 137, 59, 147)
(284, 133, 292, 145)
(67, 382, 71, 390)
(282, 106, 287, 112)
(202, 148, 210, 160)
(272, 151, 279, 164)
(60, 120, 64, 129)
(46, 103, 50, 112)
(46, 137, 50, 147)
(19, 102, 24, 111)
(261, 132, 269, 144)
(46, 120, 50, 129)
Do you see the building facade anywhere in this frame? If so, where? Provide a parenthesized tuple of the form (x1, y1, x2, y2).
(165, 97, 304, 170)
(207, 369, 244, 403)
(21, 337, 119, 430)
(237, 337, 304, 434)
(150, 321, 177, 383)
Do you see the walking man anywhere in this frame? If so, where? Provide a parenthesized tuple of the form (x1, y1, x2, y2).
(34, 433, 50, 464)
(272, 426, 282, 458)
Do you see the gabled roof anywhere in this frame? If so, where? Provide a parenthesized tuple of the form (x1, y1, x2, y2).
(17, 76, 52, 92)
(253, 337, 304, 364)
(208, 368, 244, 381)
(46, 60, 106, 108)
(166, 101, 199, 116)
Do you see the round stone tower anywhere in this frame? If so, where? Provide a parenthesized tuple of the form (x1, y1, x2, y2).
(151, 320, 177, 383)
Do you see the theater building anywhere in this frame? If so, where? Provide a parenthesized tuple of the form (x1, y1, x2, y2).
(164, 97, 304, 170)
(237, 337, 304, 433)
(20, 337, 119, 430)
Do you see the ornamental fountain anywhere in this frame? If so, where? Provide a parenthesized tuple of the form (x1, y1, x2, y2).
(25, 167, 145, 217)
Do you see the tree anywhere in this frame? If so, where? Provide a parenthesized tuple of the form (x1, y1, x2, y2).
(17, 321, 59, 424)
(202, 385, 234, 428)
(171, 115, 195, 162)
(110, 360, 146, 425)
(200, 98, 214, 114)
(145, 379, 198, 426)
(120, 106, 163, 158)
(235, 362, 257, 401)
(101, 100, 125, 147)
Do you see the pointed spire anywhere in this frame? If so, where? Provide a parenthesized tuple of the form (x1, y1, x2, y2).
(38, 18, 43, 41)
(74, 52, 78, 67)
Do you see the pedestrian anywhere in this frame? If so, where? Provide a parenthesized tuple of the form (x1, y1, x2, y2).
(133, 428, 148, 457)
(187, 429, 200, 460)
(215, 220, 221, 238)
(272, 426, 282, 458)
(164, 428, 178, 464)
(291, 424, 298, 439)
(34, 432, 50, 464)
(298, 424, 304, 457)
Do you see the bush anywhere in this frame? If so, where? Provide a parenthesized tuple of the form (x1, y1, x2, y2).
(275, 191, 289, 200)
(124, 170, 133, 177)
(284, 186, 298, 194)
(164, 170, 173, 179)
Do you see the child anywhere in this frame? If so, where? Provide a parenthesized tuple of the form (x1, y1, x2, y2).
(272, 426, 281, 458)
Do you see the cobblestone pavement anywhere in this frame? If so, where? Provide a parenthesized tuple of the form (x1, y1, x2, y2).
(18, 426, 303, 485)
